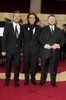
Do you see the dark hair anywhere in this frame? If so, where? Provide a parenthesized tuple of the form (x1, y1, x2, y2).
(5, 18, 10, 23)
(19, 19, 23, 23)
(36, 17, 40, 23)
(12, 10, 20, 18)
(62, 24, 66, 28)
(27, 13, 37, 22)
(9, 19, 11, 22)
(48, 14, 55, 19)
(5, 18, 9, 21)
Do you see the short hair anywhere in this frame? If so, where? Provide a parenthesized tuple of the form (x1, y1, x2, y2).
(5, 18, 9, 23)
(48, 14, 56, 19)
(9, 19, 11, 22)
(62, 24, 66, 28)
(5, 18, 9, 21)
(19, 19, 23, 23)
(27, 13, 37, 22)
(12, 10, 20, 18)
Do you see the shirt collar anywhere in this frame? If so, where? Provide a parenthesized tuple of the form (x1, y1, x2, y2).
(13, 22, 20, 27)
(49, 25, 55, 31)
(13, 22, 20, 33)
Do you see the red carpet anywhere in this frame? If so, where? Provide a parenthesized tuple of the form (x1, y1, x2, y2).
(0, 57, 66, 100)
(0, 80, 66, 100)
(0, 56, 66, 73)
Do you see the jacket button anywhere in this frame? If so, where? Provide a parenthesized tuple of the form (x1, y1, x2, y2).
(16, 45, 18, 47)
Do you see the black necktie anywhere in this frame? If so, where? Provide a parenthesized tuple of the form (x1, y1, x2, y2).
(51, 27, 54, 34)
(15, 25, 18, 38)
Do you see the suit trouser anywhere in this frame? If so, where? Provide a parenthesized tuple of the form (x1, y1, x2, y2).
(60, 46, 66, 61)
(23, 49, 38, 82)
(63, 47, 66, 61)
(41, 57, 58, 84)
(6, 51, 20, 82)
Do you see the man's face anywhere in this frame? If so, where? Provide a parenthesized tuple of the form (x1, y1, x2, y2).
(13, 13, 21, 23)
(62, 26, 66, 30)
(48, 16, 56, 26)
(28, 14, 36, 25)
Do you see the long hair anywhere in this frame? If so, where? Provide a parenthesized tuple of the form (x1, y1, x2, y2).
(27, 13, 37, 23)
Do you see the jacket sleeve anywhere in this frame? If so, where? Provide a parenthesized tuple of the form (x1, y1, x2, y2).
(39, 28, 47, 48)
(59, 29, 65, 48)
(2, 24, 9, 52)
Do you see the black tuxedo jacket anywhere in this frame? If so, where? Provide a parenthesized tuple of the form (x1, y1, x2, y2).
(22, 24, 41, 53)
(62, 30, 66, 49)
(39, 25, 65, 59)
(2, 23, 22, 55)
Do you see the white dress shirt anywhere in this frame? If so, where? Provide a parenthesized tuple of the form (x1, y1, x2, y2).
(27, 27, 36, 35)
(49, 25, 55, 31)
(13, 22, 20, 35)
(44, 25, 60, 49)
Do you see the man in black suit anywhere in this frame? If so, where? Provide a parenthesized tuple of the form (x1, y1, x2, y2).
(2, 11, 22, 87)
(22, 13, 41, 85)
(60, 24, 66, 61)
(62, 24, 66, 61)
(39, 14, 65, 87)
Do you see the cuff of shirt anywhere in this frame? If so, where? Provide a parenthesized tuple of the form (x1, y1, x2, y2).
(58, 45, 60, 49)
(44, 44, 47, 49)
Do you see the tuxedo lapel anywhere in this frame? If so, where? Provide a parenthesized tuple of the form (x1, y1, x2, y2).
(48, 25, 57, 37)
(34, 25, 37, 34)
(33, 25, 40, 38)
(46, 26, 52, 39)
(11, 23, 14, 32)
(52, 26, 57, 38)
(10, 23, 16, 38)
(47, 25, 52, 35)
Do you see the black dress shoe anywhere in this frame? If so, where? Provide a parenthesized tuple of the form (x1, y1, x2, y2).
(4, 80, 10, 87)
(52, 83, 57, 87)
(31, 81, 37, 85)
(24, 81, 29, 85)
(39, 82, 45, 86)
(14, 82, 19, 87)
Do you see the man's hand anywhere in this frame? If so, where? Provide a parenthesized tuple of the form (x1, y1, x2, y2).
(52, 44, 60, 49)
(45, 44, 52, 49)
(2, 52, 6, 56)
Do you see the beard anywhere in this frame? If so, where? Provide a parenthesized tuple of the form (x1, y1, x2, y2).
(13, 19, 20, 23)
